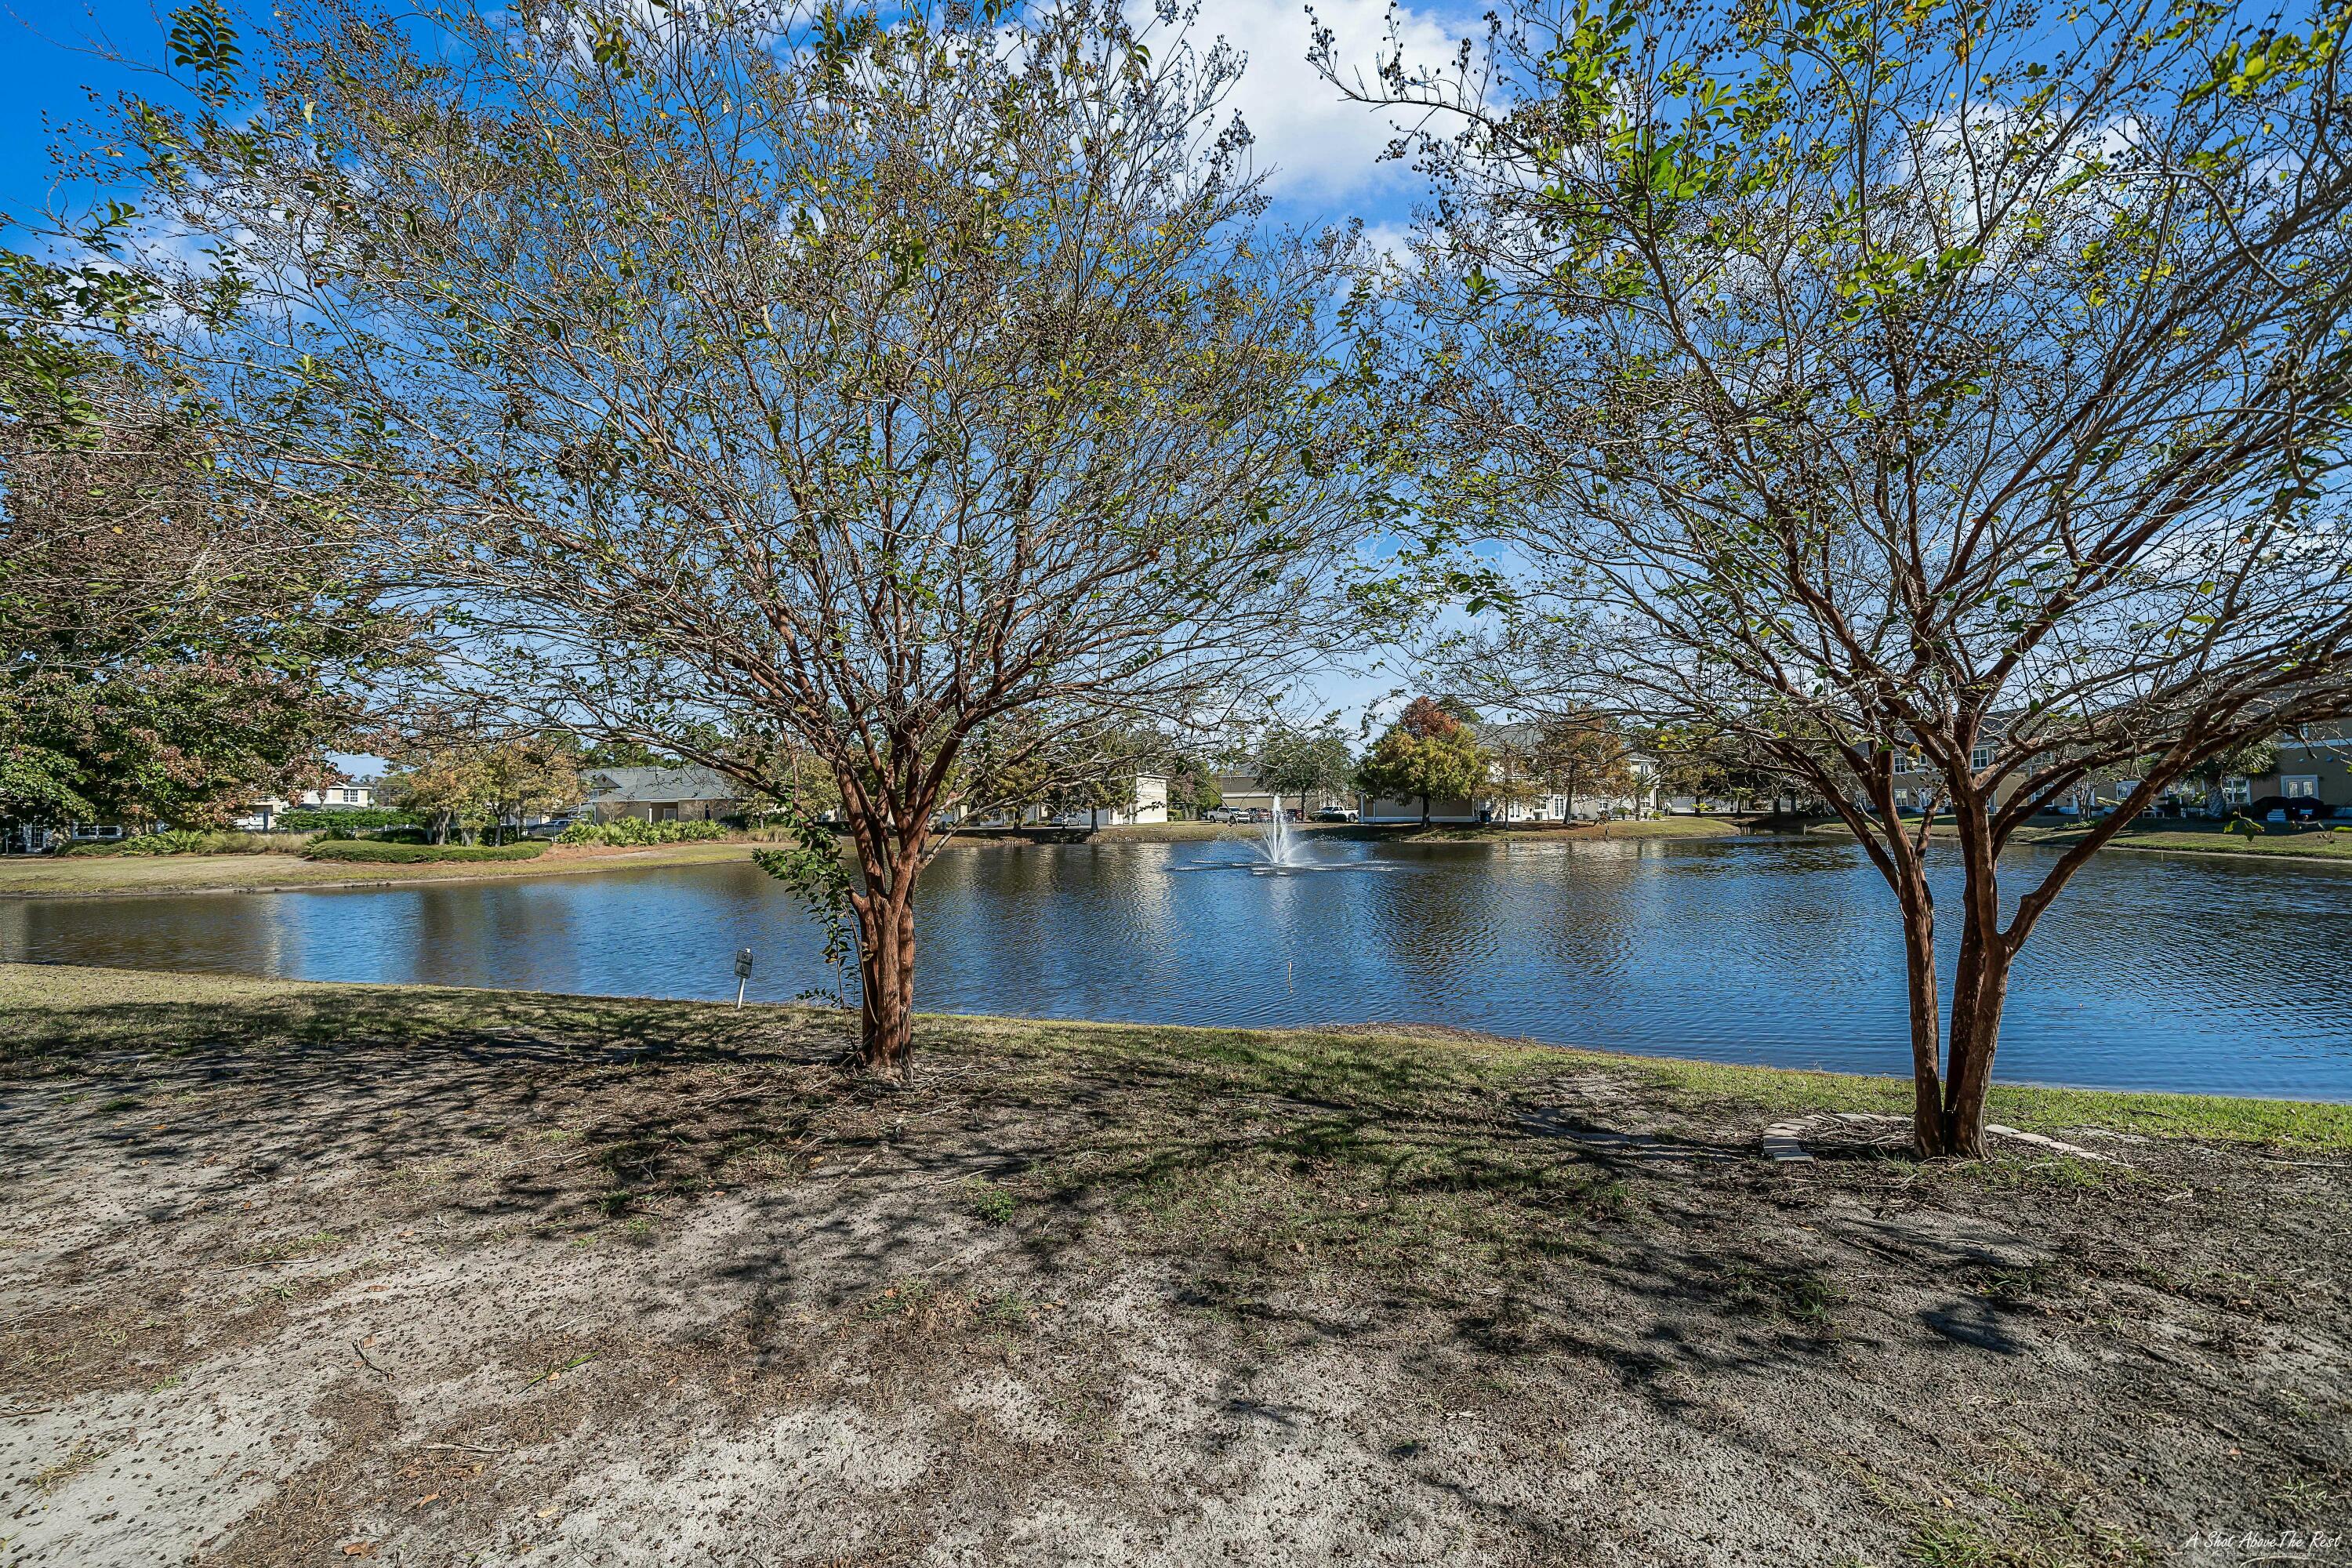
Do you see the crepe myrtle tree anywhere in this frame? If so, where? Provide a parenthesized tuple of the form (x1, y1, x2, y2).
(83, 0, 1377, 1076)
(1333, 0, 2352, 1151)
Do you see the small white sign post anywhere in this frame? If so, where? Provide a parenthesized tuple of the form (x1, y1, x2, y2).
(733, 947, 754, 1008)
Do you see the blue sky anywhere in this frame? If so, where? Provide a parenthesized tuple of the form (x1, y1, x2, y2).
(2, 0, 1471, 756)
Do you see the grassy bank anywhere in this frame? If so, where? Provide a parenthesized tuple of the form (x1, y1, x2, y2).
(3, 963, 2343, 1148)
(2011, 818, 2352, 862)
(0, 837, 760, 897)
(1804, 816, 2352, 863)
(5, 964, 2347, 1565)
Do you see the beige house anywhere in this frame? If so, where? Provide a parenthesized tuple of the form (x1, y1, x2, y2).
(2249, 724, 2352, 811)
(1212, 771, 1352, 817)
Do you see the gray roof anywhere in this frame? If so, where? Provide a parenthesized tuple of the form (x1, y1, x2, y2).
(583, 765, 739, 804)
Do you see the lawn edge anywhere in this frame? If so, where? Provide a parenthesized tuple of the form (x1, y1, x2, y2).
(5, 960, 2343, 1154)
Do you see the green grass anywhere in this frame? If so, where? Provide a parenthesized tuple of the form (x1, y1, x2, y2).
(3, 962, 2344, 1154)
(2012, 820, 2352, 862)
(1809, 816, 2352, 863)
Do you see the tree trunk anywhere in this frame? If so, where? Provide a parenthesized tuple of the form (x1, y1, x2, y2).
(1896, 883, 1948, 1156)
(855, 882, 918, 1081)
(1933, 797, 2013, 1158)
(1419, 793, 1430, 826)
(1938, 927, 2012, 1158)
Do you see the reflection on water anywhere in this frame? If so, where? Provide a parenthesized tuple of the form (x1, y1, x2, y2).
(5, 834, 2350, 1098)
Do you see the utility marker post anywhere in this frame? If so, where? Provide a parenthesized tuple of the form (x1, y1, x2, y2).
(734, 948, 754, 1009)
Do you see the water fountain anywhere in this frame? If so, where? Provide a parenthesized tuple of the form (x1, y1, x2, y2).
(1253, 805, 1306, 871)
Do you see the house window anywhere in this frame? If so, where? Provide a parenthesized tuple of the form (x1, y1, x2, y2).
(340, 789, 359, 803)
(1969, 743, 1994, 771)
(2223, 775, 2252, 806)
(2114, 779, 2140, 803)
(2284, 776, 2320, 800)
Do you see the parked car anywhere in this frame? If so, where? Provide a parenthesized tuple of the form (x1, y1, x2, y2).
(524, 816, 579, 838)
(1313, 806, 1358, 822)
(67, 824, 129, 843)
(1203, 807, 1246, 823)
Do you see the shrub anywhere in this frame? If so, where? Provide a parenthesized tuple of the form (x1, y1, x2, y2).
(556, 817, 729, 846)
(303, 840, 550, 863)
(274, 807, 419, 832)
(2229, 816, 2264, 838)
(65, 829, 314, 857)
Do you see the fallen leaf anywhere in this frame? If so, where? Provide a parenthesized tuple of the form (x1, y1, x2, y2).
(341, 1544, 375, 1559)
(412, 1492, 441, 1508)
(536, 1504, 558, 1519)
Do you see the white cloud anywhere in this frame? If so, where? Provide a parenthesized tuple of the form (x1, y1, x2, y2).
(1164, 0, 1470, 208)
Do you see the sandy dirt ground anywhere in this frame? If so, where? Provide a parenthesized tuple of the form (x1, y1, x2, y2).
(2, 967, 2347, 1566)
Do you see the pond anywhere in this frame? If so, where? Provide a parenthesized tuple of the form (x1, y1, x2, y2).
(5, 833, 2349, 1098)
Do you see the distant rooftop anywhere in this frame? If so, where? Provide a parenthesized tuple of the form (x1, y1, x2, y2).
(582, 765, 739, 803)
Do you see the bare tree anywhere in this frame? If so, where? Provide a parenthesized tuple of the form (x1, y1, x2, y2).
(84, 0, 1376, 1075)
(1331, 0, 2352, 1151)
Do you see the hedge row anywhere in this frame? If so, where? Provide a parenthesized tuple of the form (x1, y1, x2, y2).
(65, 830, 312, 857)
(303, 840, 550, 864)
(556, 817, 731, 846)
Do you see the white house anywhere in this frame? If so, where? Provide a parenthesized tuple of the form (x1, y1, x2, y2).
(1030, 772, 1170, 827)
(241, 775, 379, 829)
(938, 772, 1171, 828)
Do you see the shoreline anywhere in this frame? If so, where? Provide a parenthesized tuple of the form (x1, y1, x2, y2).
(8, 809, 2350, 900)
(0, 838, 760, 898)
(0, 818, 1743, 899)
(6, 959, 2346, 1132)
